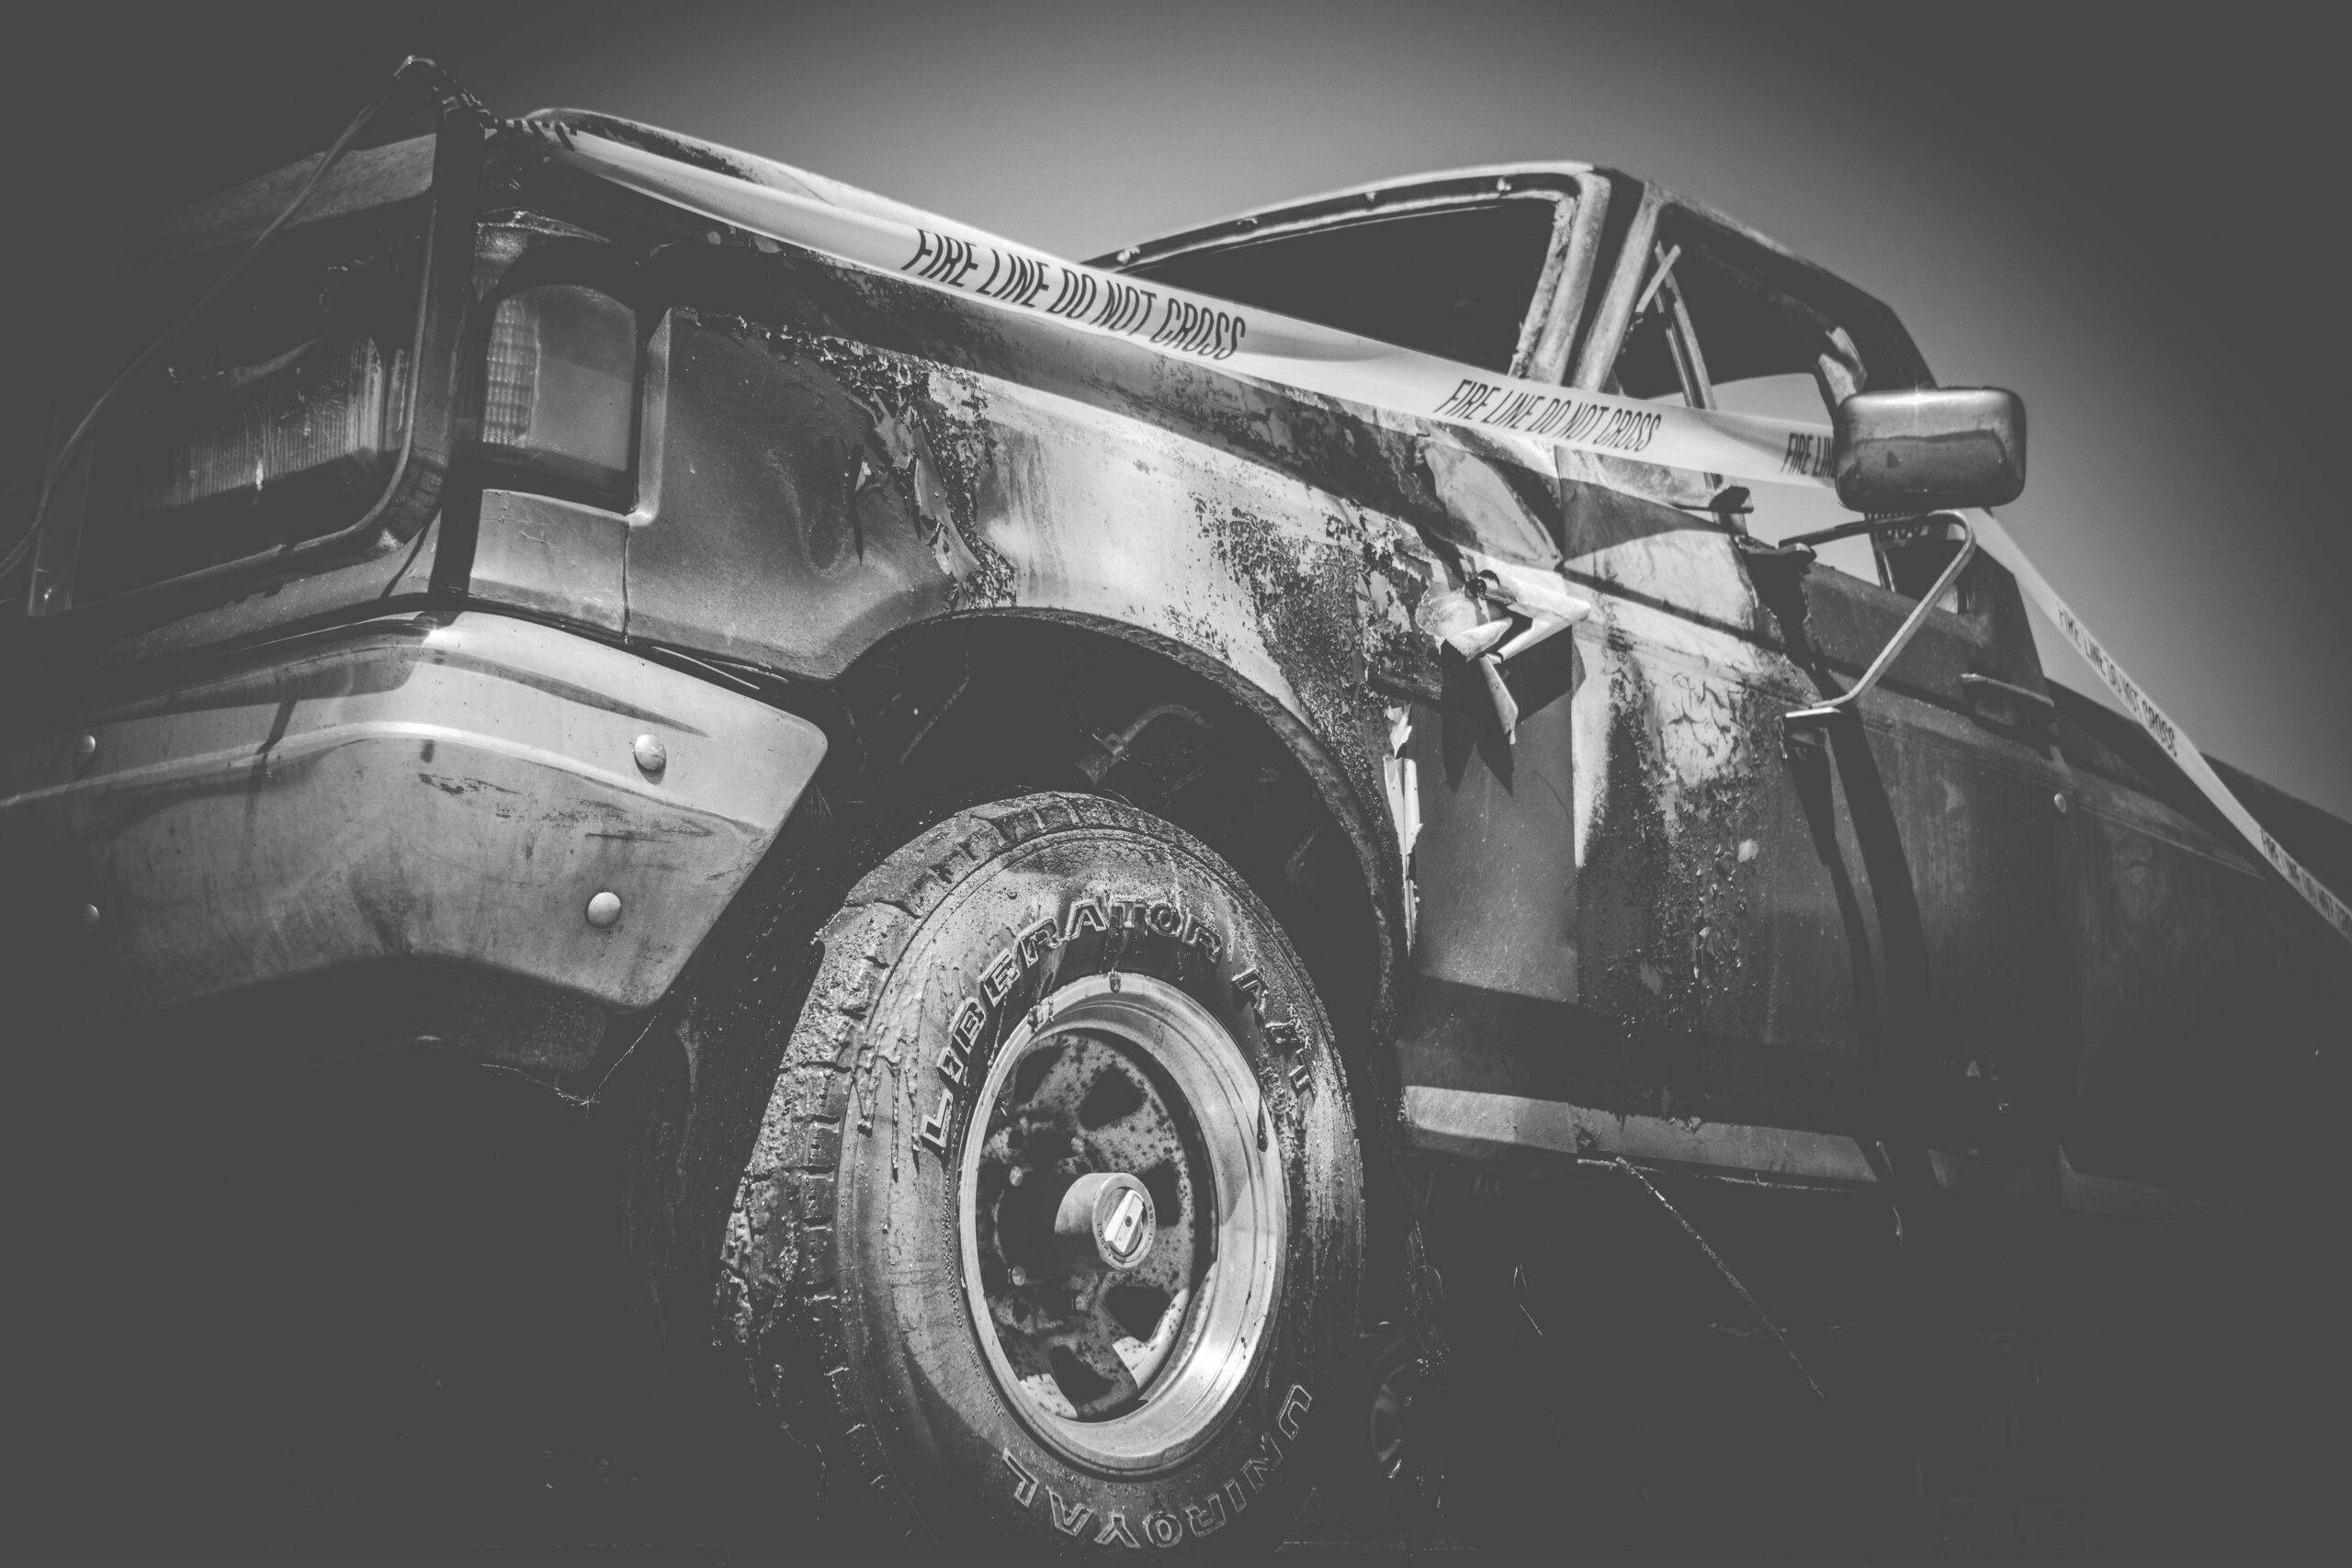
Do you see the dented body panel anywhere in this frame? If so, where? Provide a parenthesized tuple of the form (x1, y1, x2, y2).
(0, 613, 825, 1013)
(7, 115, 2341, 1227)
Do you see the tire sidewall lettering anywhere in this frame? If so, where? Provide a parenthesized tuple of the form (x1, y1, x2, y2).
(797, 811, 1355, 1551)
(911, 875, 1313, 1165)
(996, 1382, 1313, 1547)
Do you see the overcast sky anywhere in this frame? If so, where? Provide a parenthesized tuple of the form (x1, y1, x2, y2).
(17, 0, 2346, 819)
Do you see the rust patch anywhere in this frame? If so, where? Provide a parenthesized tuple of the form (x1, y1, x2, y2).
(1158, 602, 1237, 669)
(806, 334, 1015, 609)
(681, 310, 1016, 609)
(1354, 518, 1442, 703)
(1579, 638, 1770, 1041)
(1197, 499, 1391, 807)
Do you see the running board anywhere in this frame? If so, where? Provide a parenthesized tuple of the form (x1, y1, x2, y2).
(1402, 1085, 2216, 1224)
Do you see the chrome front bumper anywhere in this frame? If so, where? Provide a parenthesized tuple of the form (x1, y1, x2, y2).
(0, 613, 826, 1012)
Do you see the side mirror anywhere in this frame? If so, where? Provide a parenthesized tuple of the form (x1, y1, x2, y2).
(1832, 388, 2026, 513)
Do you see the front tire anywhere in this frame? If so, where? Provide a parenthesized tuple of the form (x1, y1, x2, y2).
(658, 793, 1363, 1556)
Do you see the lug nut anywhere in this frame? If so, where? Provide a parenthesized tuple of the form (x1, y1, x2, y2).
(74, 733, 97, 761)
(1011, 1265, 1028, 1286)
(80, 903, 101, 931)
(586, 890, 623, 929)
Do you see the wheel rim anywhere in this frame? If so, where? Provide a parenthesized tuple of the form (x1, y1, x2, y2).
(958, 971, 1287, 1472)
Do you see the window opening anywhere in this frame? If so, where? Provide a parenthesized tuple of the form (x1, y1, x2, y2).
(1126, 197, 1564, 374)
(1609, 225, 1962, 606)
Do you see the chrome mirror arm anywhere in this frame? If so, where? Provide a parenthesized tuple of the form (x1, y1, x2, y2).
(1782, 512, 1976, 730)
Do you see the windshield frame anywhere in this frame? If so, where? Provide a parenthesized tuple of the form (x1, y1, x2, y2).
(1096, 166, 1611, 385)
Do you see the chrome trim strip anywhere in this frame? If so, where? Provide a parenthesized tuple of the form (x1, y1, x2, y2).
(625, 310, 673, 528)
(1406, 1084, 1879, 1185)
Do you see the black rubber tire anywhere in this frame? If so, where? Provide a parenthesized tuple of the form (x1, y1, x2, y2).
(632, 791, 1363, 1558)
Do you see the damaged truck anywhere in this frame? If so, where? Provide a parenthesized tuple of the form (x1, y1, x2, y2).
(6, 63, 2344, 1556)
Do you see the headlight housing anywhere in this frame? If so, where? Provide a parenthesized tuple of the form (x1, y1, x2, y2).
(74, 197, 432, 602)
(475, 279, 639, 495)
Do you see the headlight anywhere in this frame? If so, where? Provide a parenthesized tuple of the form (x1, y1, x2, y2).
(127, 333, 409, 519)
(74, 196, 430, 602)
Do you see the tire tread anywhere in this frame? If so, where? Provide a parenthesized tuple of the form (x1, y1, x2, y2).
(714, 791, 1346, 1550)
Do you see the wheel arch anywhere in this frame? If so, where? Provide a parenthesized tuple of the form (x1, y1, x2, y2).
(745, 607, 1425, 1326)
(825, 608, 1405, 1072)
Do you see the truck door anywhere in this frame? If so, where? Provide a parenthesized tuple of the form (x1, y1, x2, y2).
(1599, 204, 2077, 1167)
(1400, 197, 2075, 1177)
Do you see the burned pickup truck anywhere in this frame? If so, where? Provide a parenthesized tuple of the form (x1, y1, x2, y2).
(5, 62, 2345, 1556)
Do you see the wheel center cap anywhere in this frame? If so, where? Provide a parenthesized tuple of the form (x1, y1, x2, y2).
(1056, 1170, 1155, 1270)
(1102, 1185, 1150, 1263)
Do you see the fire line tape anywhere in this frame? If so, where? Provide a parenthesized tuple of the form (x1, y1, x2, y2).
(1972, 513, 2352, 944)
(519, 115, 2352, 947)
(519, 118, 1833, 487)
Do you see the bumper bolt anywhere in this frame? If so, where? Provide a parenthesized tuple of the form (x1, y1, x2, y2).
(632, 733, 668, 775)
(74, 733, 97, 761)
(586, 890, 624, 929)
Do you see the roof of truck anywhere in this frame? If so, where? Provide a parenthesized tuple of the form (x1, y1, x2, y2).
(1088, 161, 1608, 271)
